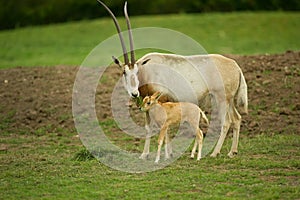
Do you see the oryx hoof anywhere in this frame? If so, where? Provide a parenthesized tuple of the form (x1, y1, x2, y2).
(139, 153, 149, 160)
(210, 152, 219, 158)
(228, 151, 238, 158)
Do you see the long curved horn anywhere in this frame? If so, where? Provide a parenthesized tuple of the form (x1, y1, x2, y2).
(124, 2, 136, 65)
(97, 0, 129, 65)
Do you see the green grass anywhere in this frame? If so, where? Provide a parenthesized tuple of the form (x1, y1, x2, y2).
(0, 12, 299, 68)
(1, 130, 299, 199)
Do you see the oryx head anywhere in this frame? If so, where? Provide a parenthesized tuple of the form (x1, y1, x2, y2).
(98, 1, 139, 98)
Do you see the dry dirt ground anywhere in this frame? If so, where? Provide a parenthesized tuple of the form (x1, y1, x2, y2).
(0, 51, 299, 138)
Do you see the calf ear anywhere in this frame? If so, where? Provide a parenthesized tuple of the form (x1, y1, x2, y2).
(153, 91, 162, 100)
(112, 56, 122, 68)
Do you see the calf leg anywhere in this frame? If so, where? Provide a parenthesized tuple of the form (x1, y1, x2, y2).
(197, 129, 204, 160)
(164, 132, 172, 159)
(191, 137, 198, 159)
(155, 125, 168, 163)
(191, 128, 204, 160)
(140, 112, 151, 159)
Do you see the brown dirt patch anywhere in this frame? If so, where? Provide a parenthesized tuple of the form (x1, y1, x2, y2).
(0, 51, 299, 136)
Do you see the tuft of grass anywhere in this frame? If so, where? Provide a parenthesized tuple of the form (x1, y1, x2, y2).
(73, 148, 95, 161)
(0, 12, 299, 68)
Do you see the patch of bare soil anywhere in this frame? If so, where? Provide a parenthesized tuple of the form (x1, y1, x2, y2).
(0, 51, 299, 136)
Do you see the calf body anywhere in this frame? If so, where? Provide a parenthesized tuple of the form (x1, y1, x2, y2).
(141, 92, 209, 163)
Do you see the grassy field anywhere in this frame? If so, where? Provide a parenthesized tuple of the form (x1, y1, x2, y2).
(1, 131, 299, 199)
(0, 12, 300, 199)
(0, 12, 299, 68)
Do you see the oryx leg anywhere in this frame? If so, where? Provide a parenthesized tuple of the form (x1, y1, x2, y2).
(210, 97, 231, 157)
(228, 106, 241, 158)
(140, 112, 151, 159)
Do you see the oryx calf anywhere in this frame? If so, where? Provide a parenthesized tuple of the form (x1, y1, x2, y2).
(140, 92, 209, 163)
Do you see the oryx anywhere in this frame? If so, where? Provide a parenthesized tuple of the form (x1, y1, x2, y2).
(97, 0, 248, 158)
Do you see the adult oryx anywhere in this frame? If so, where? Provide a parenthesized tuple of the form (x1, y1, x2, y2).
(97, 1, 248, 158)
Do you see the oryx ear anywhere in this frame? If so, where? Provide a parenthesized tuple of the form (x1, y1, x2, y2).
(142, 58, 151, 65)
(112, 56, 122, 68)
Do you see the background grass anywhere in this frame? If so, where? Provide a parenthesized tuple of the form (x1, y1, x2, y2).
(0, 12, 299, 68)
